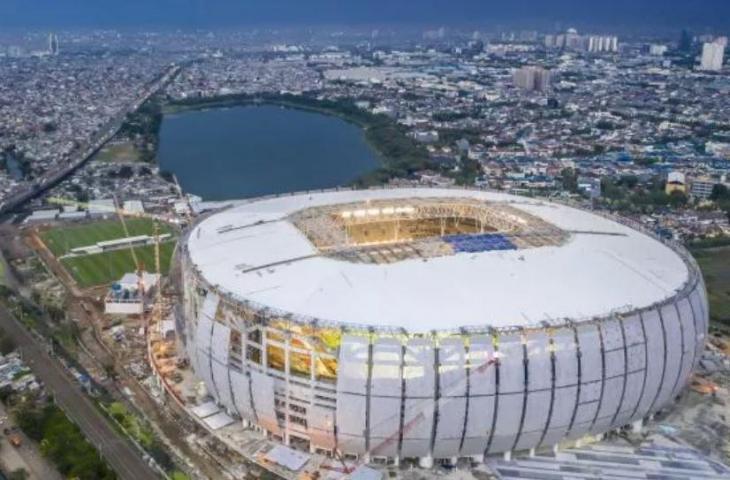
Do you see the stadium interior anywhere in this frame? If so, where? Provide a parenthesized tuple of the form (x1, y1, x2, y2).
(290, 197, 568, 264)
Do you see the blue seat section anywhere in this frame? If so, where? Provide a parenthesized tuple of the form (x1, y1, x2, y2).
(443, 233, 517, 253)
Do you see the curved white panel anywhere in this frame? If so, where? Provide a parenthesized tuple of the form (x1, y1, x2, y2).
(488, 334, 525, 454)
(369, 338, 402, 458)
(251, 370, 280, 434)
(541, 327, 578, 447)
(402, 339, 435, 457)
(461, 335, 496, 456)
(309, 405, 336, 450)
(336, 335, 370, 454)
(592, 319, 624, 434)
(194, 294, 218, 397)
(229, 369, 254, 421)
(515, 331, 551, 451)
(211, 322, 234, 413)
(635, 308, 664, 417)
(614, 314, 646, 426)
(673, 297, 696, 399)
(688, 285, 707, 368)
(654, 304, 682, 410)
(568, 324, 602, 439)
(434, 338, 467, 458)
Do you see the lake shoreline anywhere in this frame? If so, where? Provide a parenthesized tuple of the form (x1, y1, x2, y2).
(156, 104, 382, 200)
(161, 93, 433, 186)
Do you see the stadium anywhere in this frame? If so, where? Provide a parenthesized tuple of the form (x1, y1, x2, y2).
(179, 187, 707, 466)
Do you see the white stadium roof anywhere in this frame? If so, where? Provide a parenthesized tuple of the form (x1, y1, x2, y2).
(186, 188, 689, 332)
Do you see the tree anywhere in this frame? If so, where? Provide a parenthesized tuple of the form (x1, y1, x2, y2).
(561, 168, 579, 193)
(8, 468, 30, 480)
(709, 183, 730, 201)
(668, 190, 688, 208)
(8, 469, 29, 480)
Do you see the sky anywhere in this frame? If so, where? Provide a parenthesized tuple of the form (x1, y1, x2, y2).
(1, 0, 729, 30)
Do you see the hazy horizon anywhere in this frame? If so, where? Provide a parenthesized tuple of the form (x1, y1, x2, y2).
(2, 0, 730, 31)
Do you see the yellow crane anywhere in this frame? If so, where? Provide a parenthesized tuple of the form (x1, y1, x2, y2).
(48, 196, 166, 325)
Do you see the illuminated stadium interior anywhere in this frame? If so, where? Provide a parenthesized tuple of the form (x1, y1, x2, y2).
(290, 197, 568, 263)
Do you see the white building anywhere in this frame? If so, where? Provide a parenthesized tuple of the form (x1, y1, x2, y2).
(105, 272, 160, 315)
(180, 188, 707, 464)
(587, 36, 618, 53)
(513, 66, 551, 92)
(649, 44, 668, 56)
(700, 40, 726, 71)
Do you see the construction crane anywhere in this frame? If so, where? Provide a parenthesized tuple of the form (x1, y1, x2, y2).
(48, 196, 168, 321)
(111, 195, 147, 295)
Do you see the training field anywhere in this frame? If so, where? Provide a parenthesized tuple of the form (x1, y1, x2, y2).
(40, 218, 177, 287)
(692, 245, 730, 328)
(41, 218, 173, 257)
(61, 242, 176, 288)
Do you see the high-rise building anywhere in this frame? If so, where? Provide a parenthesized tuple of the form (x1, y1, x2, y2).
(649, 44, 668, 56)
(513, 66, 551, 92)
(48, 33, 59, 56)
(546, 29, 617, 53)
(700, 39, 725, 71)
(587, 35, 619, 53)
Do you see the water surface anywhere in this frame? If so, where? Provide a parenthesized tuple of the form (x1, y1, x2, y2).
(157, 105, 379, 200)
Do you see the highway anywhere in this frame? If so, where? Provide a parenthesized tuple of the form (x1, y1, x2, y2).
(0, 64, 180, 216)
(0, 306, 160, 480)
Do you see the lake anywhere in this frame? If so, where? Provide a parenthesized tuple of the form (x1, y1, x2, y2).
(157, 105, 380, 200)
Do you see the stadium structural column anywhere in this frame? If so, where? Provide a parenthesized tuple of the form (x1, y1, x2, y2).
(668, 302, 687, 403)
(396, 340, 407, 464)
(686, 289, 702, 373)
(207, 313, 222, 402)
(422, 333, 440, 469)
(226, 336, 241, 419)
(363, 328, 374, 463)
(244, 322, 260, 426)
(588, 321, 608, 432)
(483, 331, 500, 458)
(283, 333, 292, 446)
(457, 333, 477, 462)
(537, 331, 557, 448)
(510, 330, 529, 452)
(308, 331, 317, 453)
(565, 323, 582, 437)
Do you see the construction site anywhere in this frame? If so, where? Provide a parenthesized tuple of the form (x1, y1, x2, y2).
(175, 187, 710, 471)
(9, 186, 730, 480)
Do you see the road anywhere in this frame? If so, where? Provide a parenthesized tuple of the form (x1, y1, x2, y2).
(0, 64, 180, 216)
(0, 306, 160, 480)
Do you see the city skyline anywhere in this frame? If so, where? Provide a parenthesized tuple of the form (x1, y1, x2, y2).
(2, 0, 730, 29)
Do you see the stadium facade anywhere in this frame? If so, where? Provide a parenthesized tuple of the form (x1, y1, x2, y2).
(179, 188, 707, 465)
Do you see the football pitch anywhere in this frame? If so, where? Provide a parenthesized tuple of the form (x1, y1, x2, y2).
(40, 218, 177, 287)
(61, 242, 176, 288)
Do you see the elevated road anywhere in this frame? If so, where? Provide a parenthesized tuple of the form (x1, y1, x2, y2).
(0, 64, 180, 215)
(0, 305, 160, 480)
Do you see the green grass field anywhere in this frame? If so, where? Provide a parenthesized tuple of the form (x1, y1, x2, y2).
(93, 141, 140, 163)
(61, 242, 175, 288)
(692, 245, 730, 328)
(41, 218, 173, 257)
